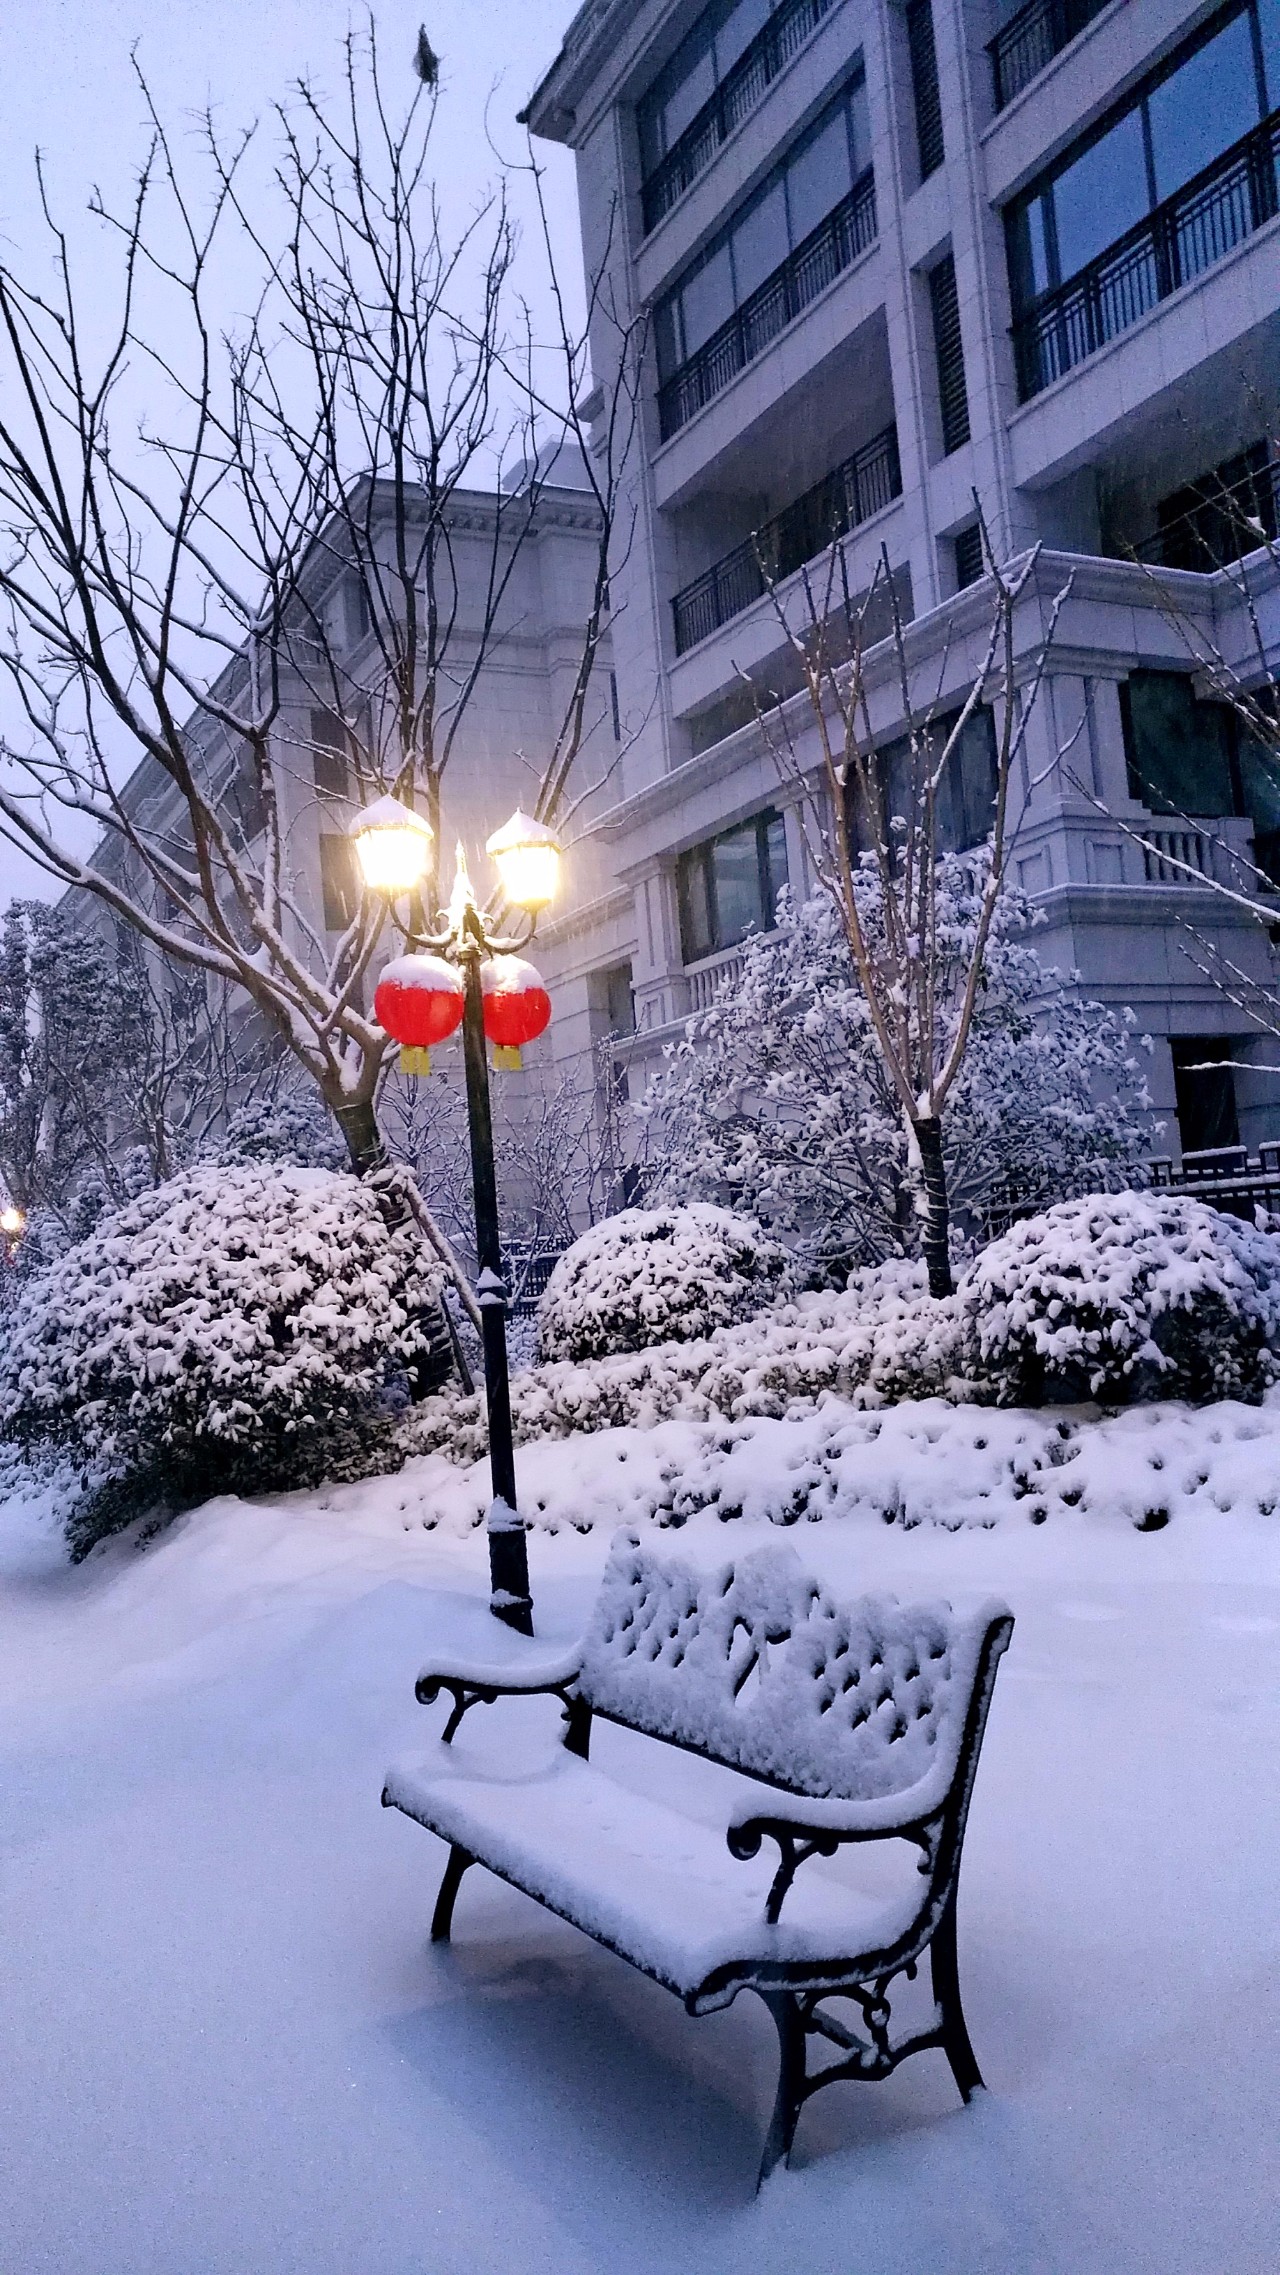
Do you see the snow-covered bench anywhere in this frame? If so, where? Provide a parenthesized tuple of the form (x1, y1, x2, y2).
(382, 1532, 1013, 2183)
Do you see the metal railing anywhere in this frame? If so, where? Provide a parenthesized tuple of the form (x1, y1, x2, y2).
(657, 171, 877, 440)
(1012, 109, 1280, 401)
(672, 423, 901, 654)
(1133, 457, 1280, 571)
(641, 0, 837, 234)
(988, 0, 1112, 111)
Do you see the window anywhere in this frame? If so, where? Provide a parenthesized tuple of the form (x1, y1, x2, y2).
(1155, 440, 1279, 571)
(224, 741, 267, 846)
(603, 962, 636, 1038)
(954, 523, 985, 590)
(677, 810, 788, 961)
(1006, 1, 1280, 316)
(637, 0, 822, 193)
(654, 75, 869, 383)
(852, 707, 998, 856)
(311, 708, 351, 803)
(1120, 672, 1235, 815)
(906, 0, 944, 181)
(1171, 1037, 1240, 1153)
(319, 834, 359, 932)
(928, 254, 970, 456)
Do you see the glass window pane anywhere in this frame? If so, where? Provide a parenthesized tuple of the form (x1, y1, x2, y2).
(654, 295, 682, 382)
(711, 820, 766, 944)
(846, 71, 870, 175)
(957, 709, 998, 849)
(678, 849, 714, 961)
(1050, 107, 1149, 281)
(1123, 671, 1234, 815)
(1147, 11, 1260, 201)
(662, 44, 717, 149)
(763, 812, 788, 919)
(1260, 0, 1280, 112)
(785, 103, 854, 246)
(715, 0, 774, 78)
(731, 178, 788, 298)
(678, 241, 735, 357)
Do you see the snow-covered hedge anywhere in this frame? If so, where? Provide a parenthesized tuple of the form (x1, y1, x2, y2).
(536, 1203, 789, 1363)
(964, 1191, 1280, 1405)
(0, 1164, 442, 1554)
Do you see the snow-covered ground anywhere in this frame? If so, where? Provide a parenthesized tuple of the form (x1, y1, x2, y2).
(2, 1400, 1278, 2274)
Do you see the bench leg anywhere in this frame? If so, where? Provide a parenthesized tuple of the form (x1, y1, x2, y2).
(431, 1844, 475, 1943)
(757, 1991, 807, 2185)
(931, 1893, 984, 2102)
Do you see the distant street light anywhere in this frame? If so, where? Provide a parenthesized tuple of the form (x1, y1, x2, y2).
(351, 796, 562, 1635)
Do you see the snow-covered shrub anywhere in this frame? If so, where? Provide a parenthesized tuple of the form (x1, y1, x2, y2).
(641, 877, 1154, 1278)
(0, 1163, 443, 1554)
(537, 1203, 789, 1363)
(963, 1191, 1280, 1405)
(404, 1256, 966, 1468)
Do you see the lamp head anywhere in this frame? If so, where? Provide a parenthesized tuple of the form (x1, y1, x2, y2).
(486, 809, 562, 913)
(349, 795, 434, 895)
(0, 1206, 25, 1238)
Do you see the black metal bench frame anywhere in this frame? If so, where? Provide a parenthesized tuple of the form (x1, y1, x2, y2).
(388, 1575, 1012, 2186)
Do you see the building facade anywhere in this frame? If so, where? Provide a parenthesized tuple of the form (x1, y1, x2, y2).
(526, 0, 1280, 1160)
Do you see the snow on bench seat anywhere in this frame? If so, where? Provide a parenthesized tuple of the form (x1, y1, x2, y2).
(382, 1740, 922, 2006)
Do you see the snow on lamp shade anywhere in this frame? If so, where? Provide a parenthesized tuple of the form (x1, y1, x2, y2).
(481, 955, 551, 1069)
(485, 810, 561, 912)
(349, 794, 434, 894)
(374, 953, 464, 1075)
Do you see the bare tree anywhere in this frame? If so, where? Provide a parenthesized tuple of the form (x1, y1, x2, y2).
(0, 22, 641, 1372)
(744, 533, 1069, 1295)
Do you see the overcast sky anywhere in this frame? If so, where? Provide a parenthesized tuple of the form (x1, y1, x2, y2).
(0, 0, 582, 904)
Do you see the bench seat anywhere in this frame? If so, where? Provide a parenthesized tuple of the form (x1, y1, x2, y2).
(384, 1740, 921, 2008)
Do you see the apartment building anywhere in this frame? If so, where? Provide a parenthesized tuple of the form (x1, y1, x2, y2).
(525, 0, 1280, 1158)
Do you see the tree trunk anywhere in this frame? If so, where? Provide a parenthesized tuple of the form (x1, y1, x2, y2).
(911, 1114, 954, 1299)
(333, 1093, 454, 1394)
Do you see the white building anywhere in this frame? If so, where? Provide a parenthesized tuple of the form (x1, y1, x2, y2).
(526, 0, 1280, 1159)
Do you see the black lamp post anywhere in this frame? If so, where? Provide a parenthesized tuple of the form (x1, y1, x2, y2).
(351, 799, 561, 1636)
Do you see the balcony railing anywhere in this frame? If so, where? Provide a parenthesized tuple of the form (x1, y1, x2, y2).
(672, 423, 901, 654)
(1012, 109, 1280, 400)
(1133, 458, 1280, 572)
(658, 172, 877, 440)
(641, 0, 837, 234)
(988, 0, 1112, 112)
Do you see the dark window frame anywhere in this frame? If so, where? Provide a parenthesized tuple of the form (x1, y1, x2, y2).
(654, 71, 868, 383)
(677, 808, 789, 962)
(1005, 0, 1278, 316)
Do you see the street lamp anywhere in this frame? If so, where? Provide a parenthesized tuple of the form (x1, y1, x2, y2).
(351, 797, 563, 1636)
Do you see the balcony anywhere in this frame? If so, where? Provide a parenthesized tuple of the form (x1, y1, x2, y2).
(671, 423, 901, 654)
(1012, 109, 1280, 401)
(641, 0, 837, 236)
(987, 0, 1112, 113)
(657, 171, 877, 441)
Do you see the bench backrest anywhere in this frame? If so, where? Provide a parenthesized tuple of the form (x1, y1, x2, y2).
(576, 1533, 1009, 1808)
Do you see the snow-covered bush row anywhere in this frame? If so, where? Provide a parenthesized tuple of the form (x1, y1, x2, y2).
(968, 1192, 1280, 1405)
(403, 1257, 965, 1467)
(0, 1164, 442, 1555)
(389, 1391, 1280, 1540)
(405, 1195, 1280, 1473)
(536, 1203, 789, 1363)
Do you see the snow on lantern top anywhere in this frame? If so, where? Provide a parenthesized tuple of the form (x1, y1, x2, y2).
(481, 955, 551, 1070)
(349, 795, 434, 895)
(374, 953, 463, 1077)
(485, 810, 561, 912)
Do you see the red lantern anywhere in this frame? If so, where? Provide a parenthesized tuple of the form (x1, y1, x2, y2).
(374, 954, 464, 1076)
(481, 955, 551, 1070)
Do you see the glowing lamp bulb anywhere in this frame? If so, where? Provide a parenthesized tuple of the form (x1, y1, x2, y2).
(0, 1206, 24, 1237)
(486, 809, 562, 912)
(349, 795, 434, 895)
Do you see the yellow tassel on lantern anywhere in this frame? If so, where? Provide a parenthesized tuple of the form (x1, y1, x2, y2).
(399, 1045, 433, 1076)
(491, 1044, 522, 1071)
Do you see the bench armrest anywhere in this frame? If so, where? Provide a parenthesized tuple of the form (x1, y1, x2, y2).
(416, 1644, 585, 1745)
(726, 1783, 945, 1926)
